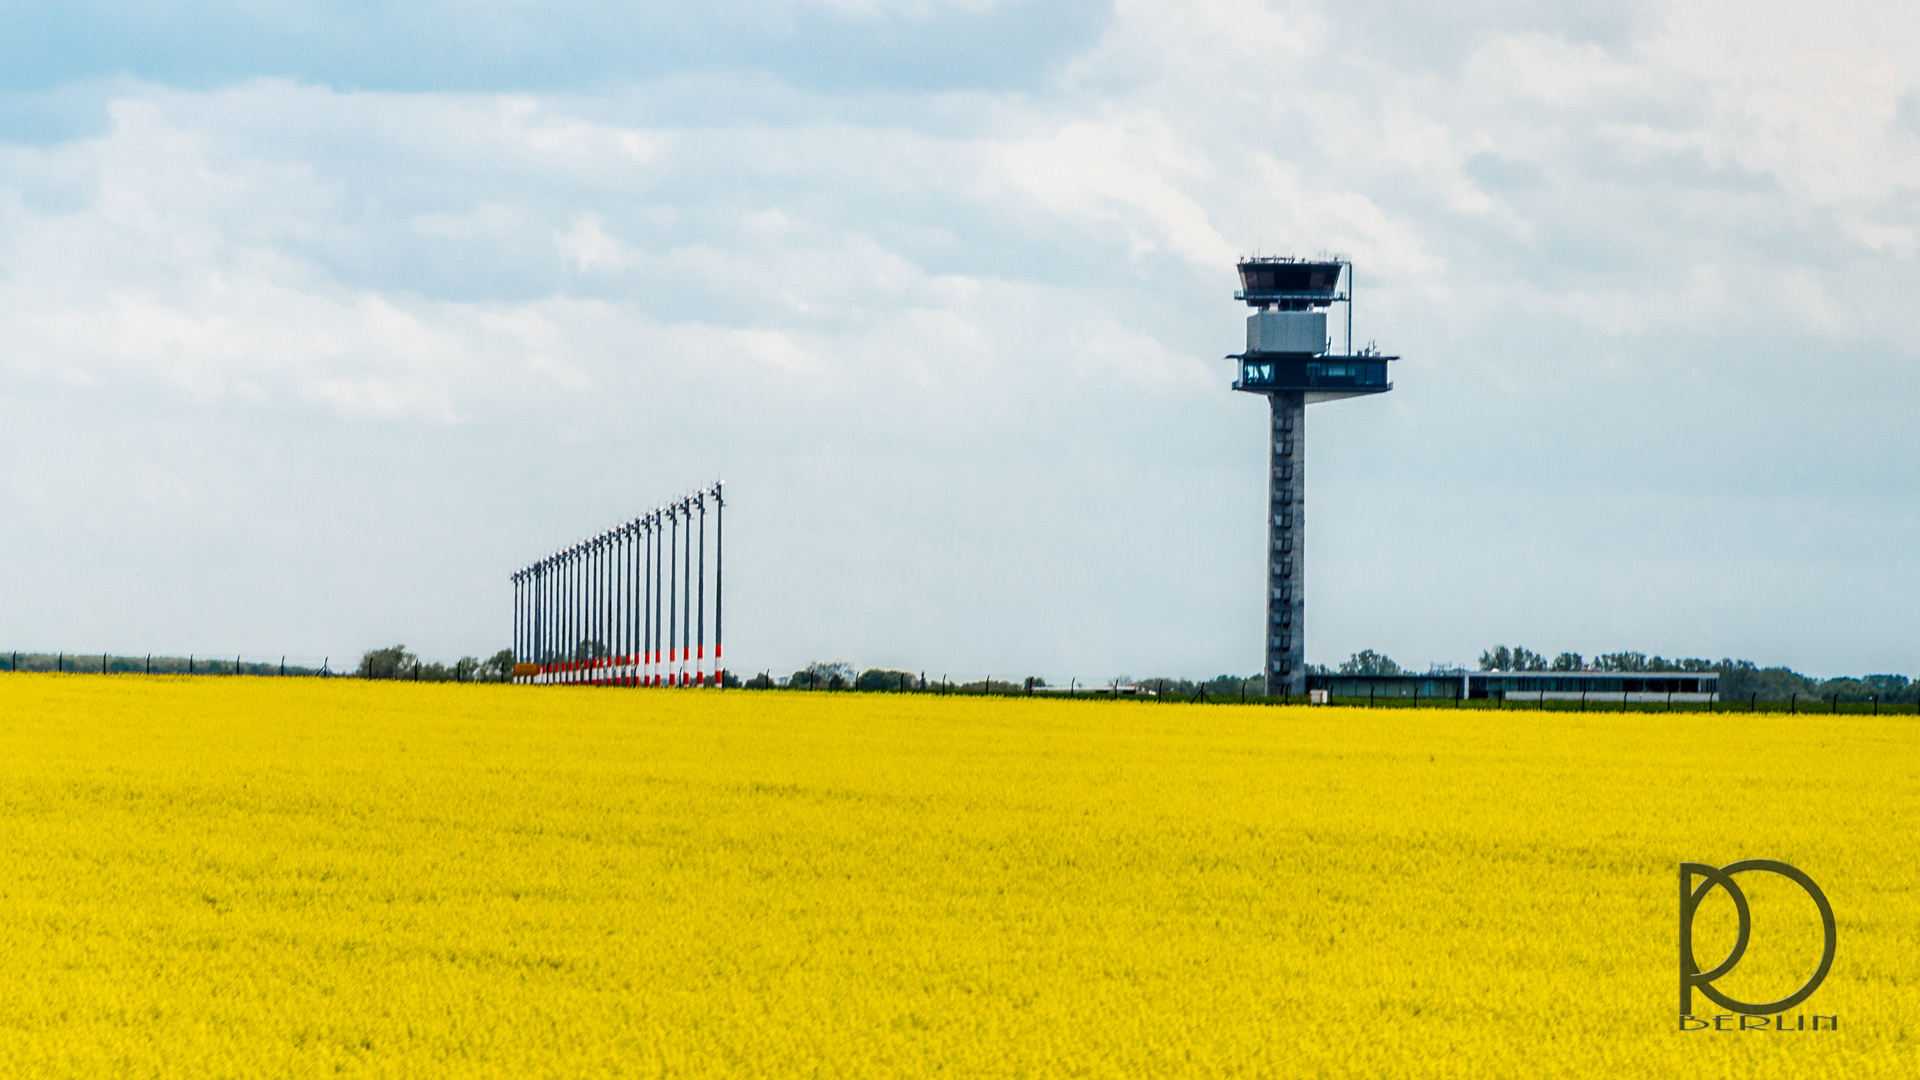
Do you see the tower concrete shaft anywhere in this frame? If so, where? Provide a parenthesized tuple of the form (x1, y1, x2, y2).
(1267, 392, 1305, 697)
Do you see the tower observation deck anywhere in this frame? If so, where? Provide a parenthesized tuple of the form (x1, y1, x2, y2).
(1228, 258, 1396, 696)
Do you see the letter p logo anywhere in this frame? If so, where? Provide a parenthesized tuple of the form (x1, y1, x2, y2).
(1680, 860, 1836, 1016)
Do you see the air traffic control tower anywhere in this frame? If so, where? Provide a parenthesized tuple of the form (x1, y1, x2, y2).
(1229, 258, 1395, 696)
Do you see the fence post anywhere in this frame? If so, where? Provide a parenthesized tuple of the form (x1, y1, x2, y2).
(1791, 693, 1797, 715)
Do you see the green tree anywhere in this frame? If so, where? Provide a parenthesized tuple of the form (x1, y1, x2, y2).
(856, 668, 917, 691)
(1863, 674, 1914, 702)
(1339, 650, 1401, 676)
(1479, 645, 1545, 671)
(481, 649, 516, 682)
(788, 660, 855, 690)
(1713, 660, 1815, 702)
(358, 645, 417, 680)
(1550, 652, 1583, 672)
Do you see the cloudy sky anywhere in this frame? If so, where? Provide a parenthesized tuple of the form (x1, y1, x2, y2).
(3, 0, 1916, 680)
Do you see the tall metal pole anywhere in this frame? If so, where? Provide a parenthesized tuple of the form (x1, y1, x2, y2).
(610, 531, 620, 680)
(682, 496, 693, 687)
(641, 518, 648, 680)
(593, 537, 603, 679)
(625, 523, 636, 681)
(588, 541, 597, 678)
(714, 481, 723, 682)
(596, 541, 605, 679)
(606, 534, 615, 674)
(618, 525, 630, 682)
(614, 530, 624, 676)
(654, 510, 665, 685)
(696, 492, 707, 685)
(643, 517, 654, 685)
(668, 506, 679, 686)
(597, 537, 605, 677)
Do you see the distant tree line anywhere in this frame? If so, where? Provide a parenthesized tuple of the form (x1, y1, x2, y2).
(709, 649, 1920, 706)
(357, 645, 516, 682)
(737, 662, 1266, 698)
(1463, 643, 1916, 703)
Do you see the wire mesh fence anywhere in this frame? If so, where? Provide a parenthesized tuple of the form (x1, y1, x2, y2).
(2, 652, 339, 677)
(0, 652, 510, 681)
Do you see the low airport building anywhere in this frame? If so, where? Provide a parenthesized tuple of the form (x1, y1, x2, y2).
(1306, 670, 1720, 703)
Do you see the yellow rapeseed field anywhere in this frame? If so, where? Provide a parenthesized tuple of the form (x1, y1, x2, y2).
(0, 674, 1913, 1077)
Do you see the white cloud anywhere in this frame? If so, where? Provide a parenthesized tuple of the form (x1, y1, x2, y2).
(555, 213, 626, 273)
